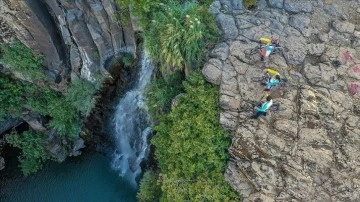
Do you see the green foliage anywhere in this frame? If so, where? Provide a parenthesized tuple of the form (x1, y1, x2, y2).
(120, 53, 135, 67)
(66, 78, 100, 117)
(143, 1, 218, 76)
(146, 71, 184, 119)
(151, 72, 240, 201)
(137, 171, 162, 202)
(0, 75, 25, 119)
(5, 130, 50, 176)
(116, 0, 162, 28)
(244, 0, 258, 9)
(1, 40, 45, 80)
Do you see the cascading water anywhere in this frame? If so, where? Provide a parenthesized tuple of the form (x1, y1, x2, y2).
(111, 51, 154, 187)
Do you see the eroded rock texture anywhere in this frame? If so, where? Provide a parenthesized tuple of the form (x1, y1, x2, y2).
(205, 0, 360, 201)
(0, 0, 135, 82)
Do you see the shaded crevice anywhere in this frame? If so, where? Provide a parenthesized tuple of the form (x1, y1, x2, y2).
(25, 0, 67, 68)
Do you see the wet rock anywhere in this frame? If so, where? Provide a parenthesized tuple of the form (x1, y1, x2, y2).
(69, 138, 85, 157)
(0, 156, 4, 170)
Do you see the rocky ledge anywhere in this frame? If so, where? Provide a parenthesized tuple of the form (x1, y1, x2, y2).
(203, 0, 360, 201)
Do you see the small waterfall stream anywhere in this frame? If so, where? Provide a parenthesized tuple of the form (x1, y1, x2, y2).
(111, 52, 154, 187)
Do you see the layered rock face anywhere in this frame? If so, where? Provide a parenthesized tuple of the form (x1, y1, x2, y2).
(204, 0, 360, 201)
(0, 0, 136, 170)
(0, 0, 135, 82)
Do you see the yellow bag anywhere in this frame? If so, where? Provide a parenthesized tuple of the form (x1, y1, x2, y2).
(260, 37, 272, 45)
(266, 68, 280, 75)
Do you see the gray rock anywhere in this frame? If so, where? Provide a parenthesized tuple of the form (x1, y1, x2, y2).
(209, 1, 221, 14)
(70, 138, 85, 157)
(231, 0, 243, 10)
(202, 59, 223, 85)
(216, 13, 239, 39)
(0, 156, 4, 170)
(269, 0, 284, 9)
(210, 42, 230, 60)
(289, 14, 310, 32)
(324, 4, 342, 16)
(307, 43, 325, 56)
(284, 0, 313, 13)
(332, 20, 355, 34)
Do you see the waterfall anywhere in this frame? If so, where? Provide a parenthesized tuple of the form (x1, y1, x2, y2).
(111, 51, 154, 187)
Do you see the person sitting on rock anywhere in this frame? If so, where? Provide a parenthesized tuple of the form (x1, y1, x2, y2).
(262, 68, 281, 91)
(259, 38, 279, 61)
(250, 94, 273, 119)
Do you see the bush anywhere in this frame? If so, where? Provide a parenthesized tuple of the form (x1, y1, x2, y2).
(137, 171, 161, 202)
(1, 40, 45, 80)
(145, 70, 184, 119)
(143, 1, 218, 76)
(244, 0, 258, 9)
(151, 72, 240, 201)
(120, 53, 135, 67)
(66, 78, 101, 117)
(5, 130, 50, 176)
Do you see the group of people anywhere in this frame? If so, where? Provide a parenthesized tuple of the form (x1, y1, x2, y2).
(250, 68, 281, 119)
(250, 37, 282, 119)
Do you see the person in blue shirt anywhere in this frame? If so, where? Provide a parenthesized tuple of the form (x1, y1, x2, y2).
(260, 39, 279, 61)
(264, 75, 281, 91)
(250, 95, 273, 119)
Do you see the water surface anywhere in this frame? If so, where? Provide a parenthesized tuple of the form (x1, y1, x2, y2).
(0, 153, 137, 202)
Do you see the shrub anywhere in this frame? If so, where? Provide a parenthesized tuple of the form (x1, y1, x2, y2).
(116, 0, 162, 28)
(1, 40, 45, 80)
(143, 1, 218, 76)
(66, 78, 100, 117)
(137, 171, 162, 202)
(244, 0, 258, 9)
(0, 75, 25, 119)
(151, 72, 240, 201)
(145, 70, 184, 119)
(120, 53, 135, 67)
(5, 130, 50, 176)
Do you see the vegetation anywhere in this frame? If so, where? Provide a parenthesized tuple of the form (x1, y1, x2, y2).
(120, 52, 135, 67)
(145, 70, 184, 119)
(5, 130, 50, 176)
(1, 40, 45, 80)
(244, 0, 258, 9)
(1, 41, 105, 175)
(137, 171, 162, 202)
(140, 73, 240, 201)
(143, 1, 218, 76)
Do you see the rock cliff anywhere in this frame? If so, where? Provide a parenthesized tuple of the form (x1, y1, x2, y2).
(203, 0, 360, 201)
(0, 0, 136, 170)
(0, 0, 135, 82)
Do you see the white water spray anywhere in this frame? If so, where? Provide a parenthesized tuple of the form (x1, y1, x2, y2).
(111, 52, 154, 187)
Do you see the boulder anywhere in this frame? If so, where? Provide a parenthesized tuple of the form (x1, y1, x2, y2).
(202, 58, 223, 85)
(284, 0, 312, 13)
(268, 0, 284, 9)
(332, 20, 355, 34)
(289, 14, 310, 32)
(216, 13, 238, 39)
